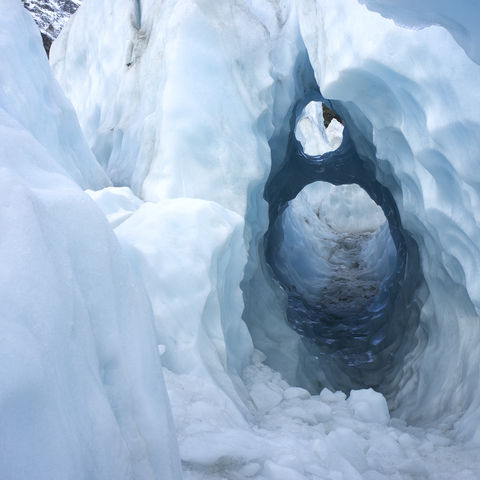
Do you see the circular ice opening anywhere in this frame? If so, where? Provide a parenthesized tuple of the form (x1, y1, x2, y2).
(274, 181, 396, 313)
(294, 101, 344, 156)
(267, 180, 404, 391)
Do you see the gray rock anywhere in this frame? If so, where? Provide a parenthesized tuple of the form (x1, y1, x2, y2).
(22, 0, 81, 55)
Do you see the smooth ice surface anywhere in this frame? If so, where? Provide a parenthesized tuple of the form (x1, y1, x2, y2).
(359, 0, 480, 64)
(0, 2, 181, 478)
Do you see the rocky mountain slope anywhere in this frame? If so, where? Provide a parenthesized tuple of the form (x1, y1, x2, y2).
(22, 0, 81, 55)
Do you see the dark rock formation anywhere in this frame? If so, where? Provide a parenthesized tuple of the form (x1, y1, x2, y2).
(22, 0, 81, 56)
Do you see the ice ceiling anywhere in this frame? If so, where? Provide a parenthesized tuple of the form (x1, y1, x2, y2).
(3, 0, 480, 478)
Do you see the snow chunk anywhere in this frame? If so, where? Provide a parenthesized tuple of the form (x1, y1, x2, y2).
(283, 387, 311, 401)
(250, 383, 283, 413)
(326, 118, 344, 150)
(348, 389, 390, 425)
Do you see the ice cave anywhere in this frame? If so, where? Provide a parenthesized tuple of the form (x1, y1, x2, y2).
(2, 0, 480, 478)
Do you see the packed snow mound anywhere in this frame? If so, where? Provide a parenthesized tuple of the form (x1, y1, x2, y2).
(0, 2, 180, 478)
(166, 351, 480, 480)
(86, 186, 142, 227)
(23, 0, 81, 53)
(88, 185, 256, 416)
(90, 188, 254, 391)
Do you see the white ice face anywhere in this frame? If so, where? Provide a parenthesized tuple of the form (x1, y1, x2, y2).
(50, 0, 297, 217)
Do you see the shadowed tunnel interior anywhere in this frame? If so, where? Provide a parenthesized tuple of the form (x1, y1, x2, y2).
(264, 92, 425, 396)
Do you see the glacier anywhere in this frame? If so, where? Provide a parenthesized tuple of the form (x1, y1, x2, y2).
(3, 0, 480, 478)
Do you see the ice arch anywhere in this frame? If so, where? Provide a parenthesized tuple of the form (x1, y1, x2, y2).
(261, 93, 424, 395)
(269, 181, 399, 389)
(297, 0, 480, 435)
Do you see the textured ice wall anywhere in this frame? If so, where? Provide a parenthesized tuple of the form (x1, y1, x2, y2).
(52, 0, 279, 214)
(299, 0, 480, 434)
(359, 0, 480, 64)
(0, 2, 181, 478)
(52, 0, 313, 389)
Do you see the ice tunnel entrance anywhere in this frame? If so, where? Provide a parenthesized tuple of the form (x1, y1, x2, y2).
(275, 182, 396, 316)
(270, 180, 398, 380)
(261, 95, 424, 397)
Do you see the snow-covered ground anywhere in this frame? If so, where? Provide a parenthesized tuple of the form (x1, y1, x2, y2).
(168, 354, 480, 480)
